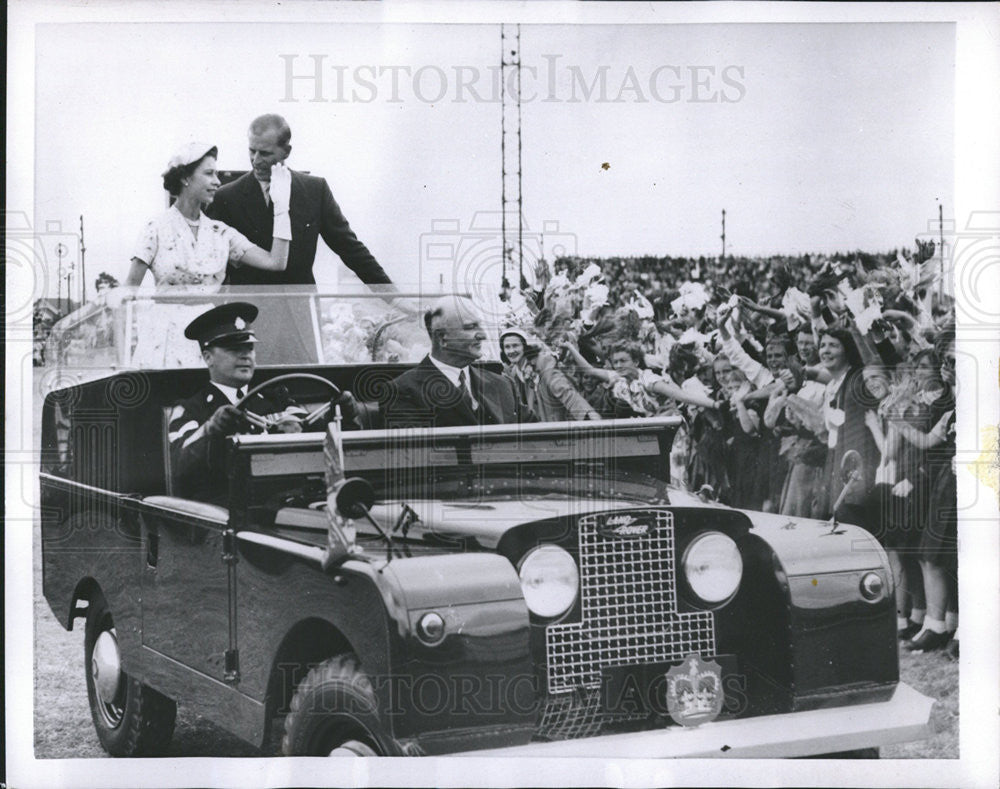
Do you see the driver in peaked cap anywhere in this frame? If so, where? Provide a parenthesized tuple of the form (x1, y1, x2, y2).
(168, 302, 305, 501)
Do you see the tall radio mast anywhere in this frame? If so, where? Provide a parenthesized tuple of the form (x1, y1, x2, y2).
(500, 24, 524, 294)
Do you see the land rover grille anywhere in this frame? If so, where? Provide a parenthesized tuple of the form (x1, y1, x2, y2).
(545, 509, 717, 695)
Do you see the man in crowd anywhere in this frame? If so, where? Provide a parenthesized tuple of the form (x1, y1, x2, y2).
(169, 302, 304, 501)
(385, 296, 529, 428)
(207, 113, 394, 288)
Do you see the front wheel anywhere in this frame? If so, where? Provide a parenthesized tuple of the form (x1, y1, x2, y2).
(84, 593, 176, 756)
(282, 654, 395, 756)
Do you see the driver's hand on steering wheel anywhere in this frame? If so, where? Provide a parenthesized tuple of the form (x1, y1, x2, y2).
(205, 404, 249, 437)
(270, 414, 303, 434)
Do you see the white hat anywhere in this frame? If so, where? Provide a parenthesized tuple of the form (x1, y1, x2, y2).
(163, 142, 216, 176)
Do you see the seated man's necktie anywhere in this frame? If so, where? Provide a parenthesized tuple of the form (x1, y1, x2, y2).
(458, 369, 478, 413)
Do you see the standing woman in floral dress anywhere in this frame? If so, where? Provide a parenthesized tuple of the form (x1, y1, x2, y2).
(125, 143, 292, 289)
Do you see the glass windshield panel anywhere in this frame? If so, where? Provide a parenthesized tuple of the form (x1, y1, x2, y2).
(44, 284, 508, 382)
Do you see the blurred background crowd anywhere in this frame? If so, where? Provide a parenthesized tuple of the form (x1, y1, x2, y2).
(497, 241, 958, 657)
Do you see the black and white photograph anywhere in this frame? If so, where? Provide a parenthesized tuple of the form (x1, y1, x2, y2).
(6, 2, 999, 787)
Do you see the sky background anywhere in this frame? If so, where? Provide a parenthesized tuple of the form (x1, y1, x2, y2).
(31, 20, 954, 296)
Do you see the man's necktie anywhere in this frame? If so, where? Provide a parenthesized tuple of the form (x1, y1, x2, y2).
(236, 388, 246, 401)
(458, 369, 478, 414)
(262, 183, 271, 207)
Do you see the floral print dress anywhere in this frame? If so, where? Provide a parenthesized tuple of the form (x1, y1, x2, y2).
(133, 206, 253, 289)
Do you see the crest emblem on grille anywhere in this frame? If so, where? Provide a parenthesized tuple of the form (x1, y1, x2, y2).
(665, 654, 724, 727)
(598, 513, 653, 538)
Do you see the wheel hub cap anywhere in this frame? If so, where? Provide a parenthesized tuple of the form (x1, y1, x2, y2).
(92, 630, 121, 703)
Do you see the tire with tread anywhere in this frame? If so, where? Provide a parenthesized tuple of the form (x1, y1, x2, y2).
(84, 593, 177, 756)
(282, 653, 394, 756)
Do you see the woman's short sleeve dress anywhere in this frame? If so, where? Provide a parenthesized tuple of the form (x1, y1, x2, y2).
(133, 206, 253, 288)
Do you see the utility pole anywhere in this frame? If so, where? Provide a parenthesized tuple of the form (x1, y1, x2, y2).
(501, 23, 523, 295)
(55, 242, 68, 316)
(80, 215, 88, 304)
(938, 202, 945, 299)
(720, 209, 726, 259)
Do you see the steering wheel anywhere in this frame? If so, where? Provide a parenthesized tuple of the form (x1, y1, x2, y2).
(235, 373, 342, 430)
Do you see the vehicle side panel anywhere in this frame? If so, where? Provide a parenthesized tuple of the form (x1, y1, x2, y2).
(139, 507, 232, 680)
(40, 477, 143, 655)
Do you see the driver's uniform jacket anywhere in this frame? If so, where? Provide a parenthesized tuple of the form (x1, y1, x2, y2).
(168, 383, 289, 502)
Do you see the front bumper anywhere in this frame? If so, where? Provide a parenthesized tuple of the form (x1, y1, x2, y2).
(463, 683, 934, 758)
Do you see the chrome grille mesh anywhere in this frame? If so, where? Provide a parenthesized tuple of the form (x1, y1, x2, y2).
(536, 688, 606, 741)
(545, 509, 716, 694)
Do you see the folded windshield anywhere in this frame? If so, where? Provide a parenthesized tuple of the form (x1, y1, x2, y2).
(326, 417, 680, 504)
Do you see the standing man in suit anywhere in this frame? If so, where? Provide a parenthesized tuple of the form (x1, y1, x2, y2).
(169, 302, 305, 501)
(207, 113, 393, 288)
(385, 297, 530, 428)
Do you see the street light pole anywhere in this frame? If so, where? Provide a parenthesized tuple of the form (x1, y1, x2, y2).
(80, 215, 88, 304)
(55, 243, 67, 316)
(721, 209, 726, 259)
(938, 203, 945, 300)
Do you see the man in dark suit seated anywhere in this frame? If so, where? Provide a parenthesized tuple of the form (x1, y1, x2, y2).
(168, 302, 305, 501)
(384, 297, 530, 428)
(206, 113, 394, 289)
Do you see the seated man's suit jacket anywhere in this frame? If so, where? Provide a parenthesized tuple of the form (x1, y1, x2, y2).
(384, 356, 529, 428)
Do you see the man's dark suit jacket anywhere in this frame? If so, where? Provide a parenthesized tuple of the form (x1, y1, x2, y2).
(168, 383, 285, 502)
(206, 170, 392, 287)
(384, 356, 527, 428)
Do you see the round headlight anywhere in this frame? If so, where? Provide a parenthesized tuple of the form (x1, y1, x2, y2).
(860, 572, 885, 602)
(518, 545, 579, 618)
(416, 612, 446, 644)
(682, 532, 743, 605)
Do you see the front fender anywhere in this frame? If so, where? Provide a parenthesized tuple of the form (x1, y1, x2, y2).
(376, 553, 535, 751)
(732, 513, 897, 713)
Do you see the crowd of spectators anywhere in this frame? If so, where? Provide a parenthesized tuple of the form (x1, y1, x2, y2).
(498, 240, 957, 658)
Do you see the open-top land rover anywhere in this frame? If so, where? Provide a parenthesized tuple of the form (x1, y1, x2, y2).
(39, 287, 933, 757)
